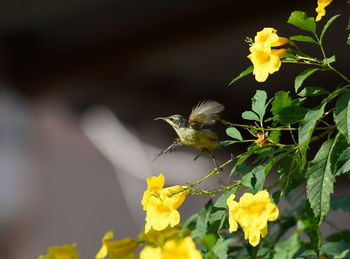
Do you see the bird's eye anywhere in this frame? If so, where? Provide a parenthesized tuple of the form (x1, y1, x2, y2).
(169, 117, 174, 122)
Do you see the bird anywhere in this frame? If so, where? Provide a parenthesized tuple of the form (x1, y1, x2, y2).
(154, 100, 225, 169)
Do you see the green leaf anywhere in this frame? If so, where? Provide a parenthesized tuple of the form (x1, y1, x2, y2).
(277, 105, 309, 125)
(323, 55, 336, 65)
(252, 90, 267, 121)
(347, 33, 350, 46)
(320, 241, 350, 257)
(191, 200, 213, 239)
(289, 35, 318, 44)
(320, 14, 341, 43)
(200, 233, 217, 251)
(229, 66, 253, 85)
(273, 233, 301, 259)
(295, 68, 320, 92)
(287, 11, 316, 34)
(347, 17, 350, 31)
(331, 195, 350, 212)
(226, 127, 243, 141)
(298, 86, 329, 97)
(212, 237, 235, 259)
(334, 91, 350, 143)
(268, 131, 281, 144)
(271, 91, 292, 116)
(301, 201, 321, 253)
(279, 153, 304, 195)
(242, 111, 260, 121)
(306, 138, 337, 223)
(241, 171, 254, 189)
(335, 146, 350, 176)
(298, 101, 327, 167)
(214, 186, 239, 209)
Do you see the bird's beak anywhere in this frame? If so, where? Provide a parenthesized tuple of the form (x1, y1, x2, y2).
(154, 117, 167, 121)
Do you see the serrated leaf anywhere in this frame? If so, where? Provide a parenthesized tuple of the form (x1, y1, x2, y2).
(212, 237, 235, 259)
(298, 86, 329, 97)
(229, 66, 253, 85)
(271, 91, 292, 116)
(320, 241, 350, 257)
(242, 111, 260, 121)
(295, 68, 320, 92)
(252, 90, 267, 120)
(287, 11, 316, 33)
(334, 91, 350, 143)
(277, 105, 309, 125)
(306, 138, 336, 223)
(226, 127, 243, 141)
(320, 14, 341, 43)
(298, 101, 327, 167)
(191, 200, 213, 239)
(289, 35, 318, 44)
(335, 146, 350, 176)
(331, 195, 350, 212)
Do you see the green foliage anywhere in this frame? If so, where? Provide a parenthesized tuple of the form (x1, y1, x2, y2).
(320, 241, 350, 258)
(334, 91, 350, 143)
(298, 101, 327, 166)
(287, 11, 316, 34)
(289, 35, 317, 44)
(297, 86, 329, 97)
(272, 233, 301, 259)
(335, 146, 350, 176)
(294, 68, 320, 93)
(320, 14, 341, 43)
(226, 127, 243, 141)
(229, 66, 253, 85)
(305, 135, 347, 223)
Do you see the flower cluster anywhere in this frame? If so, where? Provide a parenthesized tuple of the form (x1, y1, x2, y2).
(248, 28, 288, 82)
(226, 190, 279, 247)
(141, 173, 187, 233)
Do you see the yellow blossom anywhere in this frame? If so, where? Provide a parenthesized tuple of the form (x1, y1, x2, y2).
(248, 28, 288, 82)
(226, 190, 279, 247)
(140, 237, 202, 259)
(315, 0, 333, 21)
(141, 174, 187, 233)
(138, 224, 188, 246)
(38, 244, 79, 259)
(95, 231, 139, 259)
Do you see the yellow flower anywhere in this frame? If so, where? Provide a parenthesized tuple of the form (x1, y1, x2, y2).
(141, 174, 187, 233)
(95, 231, 139, 259)
(248, 28, 288, 82)
(226, 190, 279, 247)
(315, 0, 333, 21)
(138, 224, 188, 246)
(140, 237, 202, 259)
(38, 244, 79, 259)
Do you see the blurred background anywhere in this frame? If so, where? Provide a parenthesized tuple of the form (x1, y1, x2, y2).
(0, 0, 349, 258)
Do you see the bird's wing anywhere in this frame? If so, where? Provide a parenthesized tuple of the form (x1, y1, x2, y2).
(154, 139, 183, 161)
(189, 100, 224, 129)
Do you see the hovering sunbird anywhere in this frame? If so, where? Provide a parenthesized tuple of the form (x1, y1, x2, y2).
(154, 100, 225, 169)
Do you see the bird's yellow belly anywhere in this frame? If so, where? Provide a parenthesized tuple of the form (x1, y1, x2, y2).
(177, 128, 218, 151)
